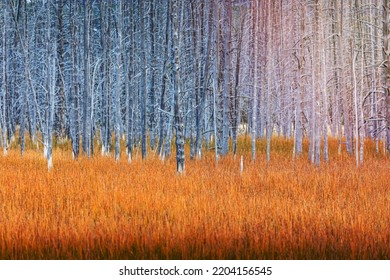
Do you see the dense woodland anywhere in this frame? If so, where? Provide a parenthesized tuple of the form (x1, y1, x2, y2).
(1, 0, 390, 172)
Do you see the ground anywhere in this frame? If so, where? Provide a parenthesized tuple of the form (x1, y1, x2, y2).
(0, 137, 389, 259)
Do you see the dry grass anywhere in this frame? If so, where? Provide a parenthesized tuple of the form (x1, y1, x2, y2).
(0, 136, 389, 259)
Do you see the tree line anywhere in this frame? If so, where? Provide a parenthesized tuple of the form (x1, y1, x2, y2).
(0, 0, 389, 172)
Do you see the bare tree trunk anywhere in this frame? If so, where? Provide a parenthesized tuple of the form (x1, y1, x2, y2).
(17, 1, 28, 156)
(47, 52, 56, 170)
(308, 0, 321, 165)
(352, 50, 359, 166)
(126, 1, 134, 163)
(140, 0, 147, 159)
(82, 0, 91, 157)
(319, 0, 329, 162)
(1, 4, 8, 156)
(331, 0, 342, 155)
(158, 0, 171, 159)
(265, 0, 272, 164)
(221, 0, 232, 156)
(232, 9, 245, 156)
(196, 0, 214, 159)
(212, 0, 219, 165)
(114, 0, 123, 162)
(46, 0, 56, 170)
(293, 1, 304, 159)
(173, 0, 185, 173)
(337, 0, 353, 155)
(56, 0, 66, 139)
(149, 0, 157, 151)
(369, 0, 379, 154)
(385, 0, 390, 152)
(70, 0, 80, 159)
(213, 68, 219, 165)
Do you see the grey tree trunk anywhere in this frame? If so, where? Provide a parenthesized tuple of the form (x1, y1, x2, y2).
(19, 1, 27, 156)
(158, 0, 171, 158)
(221, 0, 232, 156)
(293, 1, 304, 159)
(1, 4, 7, 155)
(385, 0, 390, 152)
(114, 0, 123, 162)
(189, 0, 199, 160)
(46, 0, 56, 170)
(251, 0, 258, 161)
(265, 0, 272, 164)
(173, 0, 185, 173)
(319, 0, 329, 162)
(101, 0, 112, 157)
(70, 0, 80, 159)
(82, 0, 91, 157)
(149, 0, 157, 151)
(314, 1, 321, 166)
(55, 0, 66, 139)
(47, 52, 56, 171)
(196, 0, 214, 159)
(232, 9, 245, 156)
(126, 1, 135, 163)
(338, 0, 353, 155)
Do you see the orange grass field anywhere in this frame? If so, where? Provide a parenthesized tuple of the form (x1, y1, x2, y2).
(0, 137, 389, 259)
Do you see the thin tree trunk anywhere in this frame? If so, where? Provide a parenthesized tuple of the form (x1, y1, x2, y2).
(319, 0, 329, 162)
(114, 0, 123, 162)
(232, 11, 245, 156)
(221, 0, 232, 156)
(149, 0, 157, 151)
(140, 0, 147, 159)
(265, 0, 272, 164)
(173, 0, 185, 173)
(126, 2, 134, 163)
(46, 0, 56, 170)
(352, 50, 359, 166)
(251, 0, 259, 162)
(157, 0, 171, 158)
(385, 0, 390, 152)
(1, 5, 7, 156)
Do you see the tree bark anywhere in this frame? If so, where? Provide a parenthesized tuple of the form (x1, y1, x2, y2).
(82, 0, 91, 157)
(173, 0, 185, 173)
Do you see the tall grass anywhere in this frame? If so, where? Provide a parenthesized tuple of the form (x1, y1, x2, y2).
(0, 137, 389, 259)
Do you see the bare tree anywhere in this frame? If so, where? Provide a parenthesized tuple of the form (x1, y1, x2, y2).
(82, 0, 91, 158)
(385, 0, 390, 152)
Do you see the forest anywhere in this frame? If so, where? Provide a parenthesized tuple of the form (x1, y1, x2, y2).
(0, 0, 388, 171)
(0, 0, 390, 260)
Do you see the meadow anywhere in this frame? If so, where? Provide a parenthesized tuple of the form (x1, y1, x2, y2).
(0, 137, 389, 259)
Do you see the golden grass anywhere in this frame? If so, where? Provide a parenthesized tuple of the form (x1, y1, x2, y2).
(0, 136, 389, 259)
